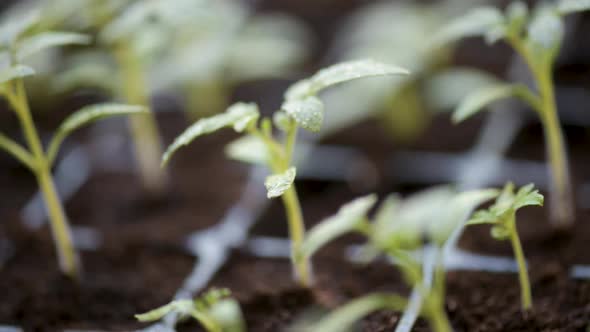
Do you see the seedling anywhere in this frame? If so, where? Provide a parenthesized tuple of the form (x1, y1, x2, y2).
(433, 0, 590, 227)
(0, 15, 147, 278)
(467, 183, 543, 310)
(162, 59, 408, 286)
(298, 187, 498, 332)
(135, 288, 245, 332)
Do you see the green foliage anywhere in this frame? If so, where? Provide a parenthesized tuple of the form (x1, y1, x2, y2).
(300, 195, 377, 259)
(136, 288, 244, 332)
(467, 183, 543, 309)
(300, 187, 497, 332)
(162, 102, 260, 165)
(306, 294, 406, 332)
(285, 59, 409, 100)
(163, 59, 408, 286)
(0, 65, 35, 85)
(439, 0, 584, 226)
(47, 103, 147, 165)
(16, 32, 90, 61)
(468, 183, 543, 238)
(265, 167, 297, 199)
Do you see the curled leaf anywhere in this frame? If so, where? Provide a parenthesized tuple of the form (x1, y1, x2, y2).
(0, 65, 35, 85)
(285, 59, 409, 100)
(281, 95, 324, 132)
(135, 299, 194, 322)
(300, 195, 377, 259)
(16, 32, 90, 60)
(265, 167, 296, 199)
(432, 7, 504, 47)
(453, 84, 521, 123)
(225, 135, 268, 165)
(162, 102, 260, 165)
(48, 103, 147, 165)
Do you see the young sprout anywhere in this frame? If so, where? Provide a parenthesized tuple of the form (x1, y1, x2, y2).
(135, 288, 245, 332)
(434, 0, 590, 227)
(467, 183, 543, 310)
(298, 188, 498, 332)
(162, 59, 409, 286)
(0, 15, 146, 278)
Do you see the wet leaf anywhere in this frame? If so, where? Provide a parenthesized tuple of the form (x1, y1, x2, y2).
(281, 95, 324, 132)
(265, 167, 296, 199)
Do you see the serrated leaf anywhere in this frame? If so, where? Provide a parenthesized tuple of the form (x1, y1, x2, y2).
(225, 135, 268, 165)
(453, 84, 519, 123)
(16, 32, 90, 60)
(467, 183, 543, 227)
(285, 59, 409, 100)
(558, 0, 590, 14)
(300, 195, 377, 259)
(48, 103, 146, 164)
(135, 299, 194, 322)
(162, 102, 260, 165)
(0, 65, 35, 85)
(432, 7, 504, 46)
(281, 95, 324, 132)
(527, 8, 564, 52)
(265, 167, 296, 199)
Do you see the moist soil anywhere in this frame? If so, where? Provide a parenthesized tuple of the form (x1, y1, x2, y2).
(1, 112, 589, 331)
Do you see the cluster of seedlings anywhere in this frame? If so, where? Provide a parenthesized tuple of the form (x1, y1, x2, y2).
(0, 0, 589, 331)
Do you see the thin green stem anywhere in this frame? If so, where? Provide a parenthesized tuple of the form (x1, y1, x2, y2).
(508, 218, 532, 310)
(115, 43, 168, 195)
(508, 36, 574, 227)
(10, 78, 79, 278)
(37, 164, 80, 278)
(282, 184, 312, 286)
(190, 310, 221, 332)
(425, 258, 452, 332)
(0, 131, 36, 171)
(536, 68, 574, 226)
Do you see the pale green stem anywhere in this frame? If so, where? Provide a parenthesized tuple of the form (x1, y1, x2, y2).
(508, 218, 533, 310)
(508, 36, 574, 227)
(282, 184, 312, 287)
(426, 260, 452, 332)
(536, 68, 574, 227)
(11, 78, 79, 278)
(115, 44, 168, 195)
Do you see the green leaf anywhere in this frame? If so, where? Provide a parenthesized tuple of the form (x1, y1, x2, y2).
(225, 135, 268, 165)
(432, 7, 504, 46)
(429, 189, 499, 246)
(281, 95, 324, 132)
(373, 187, 452, 251)
(0, 9, 40, 46)
(558, 0, 590, 14)
(273, 110, 292, 132)
(285, 59, 409, 100)
(48, 103, 147, 165)
(208, 299, 245, 332)
(452, 84, 520, 123)
(0, 65, 35, 85)
(16, 32, 90, 60)
(162, 102, 260, 166)
(491, 225, 511, 240)
(527, 8, 564, 53)
(310, 294, 406, 332)
(300, 195, 377, 259)
(467, 183, 543, 228)
(135, 299, 194, 322)
(265, 167, 296, 199)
